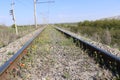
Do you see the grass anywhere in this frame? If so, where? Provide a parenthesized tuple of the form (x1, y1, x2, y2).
(62, 72, 70, 79)
(7, 52, 14, 55)
(58, 23, 120, 50)
(59, 37, 74, 46)
(0, 25, 36, 48)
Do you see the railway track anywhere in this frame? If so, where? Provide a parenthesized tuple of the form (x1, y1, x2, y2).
(55, 27, 120, 77)
(0, 27, 46, 80)
(0, 26, 119, 79)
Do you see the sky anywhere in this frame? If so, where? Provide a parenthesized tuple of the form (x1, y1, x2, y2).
(0, 0, 120, 26)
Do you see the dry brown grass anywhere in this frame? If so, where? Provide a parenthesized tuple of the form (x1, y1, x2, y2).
(0, 25, 36, 48)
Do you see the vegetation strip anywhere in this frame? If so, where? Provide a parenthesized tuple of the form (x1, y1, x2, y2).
(57, 19, 120, 49)
(0, 25, 36, 48)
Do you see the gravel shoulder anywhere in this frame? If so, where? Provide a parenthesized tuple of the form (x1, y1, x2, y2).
(16, 27, 115, 80)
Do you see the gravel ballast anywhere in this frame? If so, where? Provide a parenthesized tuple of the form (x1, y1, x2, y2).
(15, 27, 115, 80)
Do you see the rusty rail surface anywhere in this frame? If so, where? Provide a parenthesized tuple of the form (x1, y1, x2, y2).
(0, 27, 46, 80)
(55, 27, 120, 76)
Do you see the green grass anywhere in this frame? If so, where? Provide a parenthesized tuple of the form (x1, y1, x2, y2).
(58, 23, 120, 50)
(7, 52, 14, 55)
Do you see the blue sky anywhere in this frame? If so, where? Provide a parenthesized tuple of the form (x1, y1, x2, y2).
(0, 0, 120, 26)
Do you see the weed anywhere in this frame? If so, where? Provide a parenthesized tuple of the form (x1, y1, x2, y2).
(62, 72, 70, 79)
(7, 52, 14, 55)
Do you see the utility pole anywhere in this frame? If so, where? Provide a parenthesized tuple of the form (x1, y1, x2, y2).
(10, 0, 18, 35)
(34, 0, 37, 28)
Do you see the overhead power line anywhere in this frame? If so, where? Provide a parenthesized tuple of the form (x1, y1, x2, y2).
(33, 0, 55, 28)
(37, 1, 55, 4)
(15, 0, 31, 8)
(36, 0, 55, 24)
(15, 0, 26, 6)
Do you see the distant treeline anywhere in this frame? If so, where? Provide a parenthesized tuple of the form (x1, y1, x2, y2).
(78, 19, 120, 29)
(57, 19, 120, 49)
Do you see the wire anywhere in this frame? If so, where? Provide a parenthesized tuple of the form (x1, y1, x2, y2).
(37, 1, 55, 3)
(15, 0, 31, 8)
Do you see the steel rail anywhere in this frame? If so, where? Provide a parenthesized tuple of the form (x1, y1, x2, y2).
(0, 27, 46, 79)
(55, 27, 120, 76)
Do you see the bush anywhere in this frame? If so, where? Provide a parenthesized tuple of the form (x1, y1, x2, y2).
(11, 24, 15, 28)
(59, 19, 120, 49)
